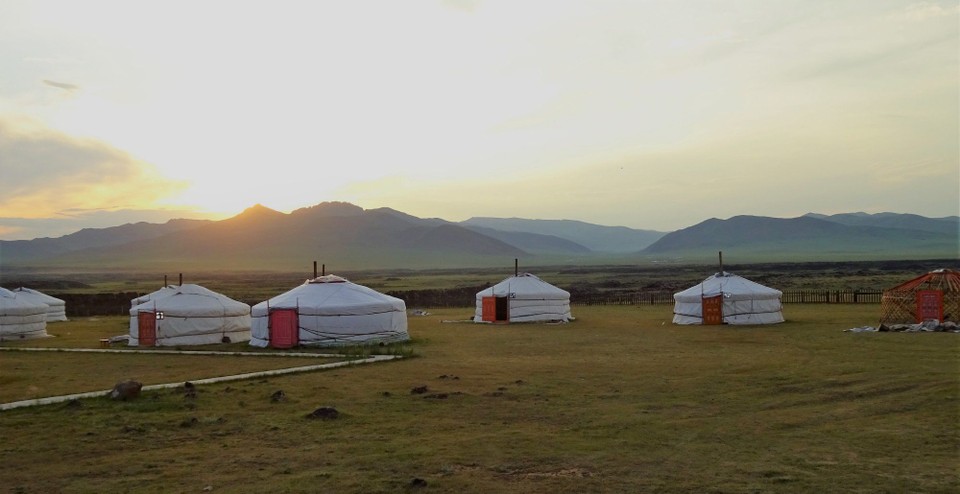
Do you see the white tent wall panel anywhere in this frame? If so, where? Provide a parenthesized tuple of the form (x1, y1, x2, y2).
(250, 311, 408, 347)
(672, 272, 784, 326)
(0, 315, 48, 341)
(128, 284, 251, 346)
(249, 275, 410, 348)
(130, 314, 251, 346)
(472, 298, 572, 323)
(472, 273, 573, 323)
(0, 288, 50, 340)
(12, 288, 67, 322)
(672, 298, 784, 325)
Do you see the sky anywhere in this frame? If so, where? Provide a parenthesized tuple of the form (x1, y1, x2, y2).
(0, 0, 957, 241)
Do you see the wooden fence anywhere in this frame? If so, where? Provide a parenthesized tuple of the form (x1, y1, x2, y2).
(570, 290, 883, 306)
(779, 290, 882, 304)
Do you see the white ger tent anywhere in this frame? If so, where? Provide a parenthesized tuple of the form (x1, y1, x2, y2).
(473, 273, 573, 323)
(673, 272, 784, 325)
(12, 287, 67, 322)
(129, 284, 251, 346)
(250, 275, 409, 348)
(0, 287, 49, 341)
(131, 285, 178, 307)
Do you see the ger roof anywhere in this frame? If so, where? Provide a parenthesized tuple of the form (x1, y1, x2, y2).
(674, 272, 782, 301)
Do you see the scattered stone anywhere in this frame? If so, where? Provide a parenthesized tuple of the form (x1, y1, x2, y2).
(437, 374, 459, 380)
(110, 380, 142, 401)
(270, 390, 286, 403)
(424, 393, 448, 400)
(381, 391, 392, 397)
(497, 387, 507, 391)
(484, 391, 504, 397)
(223, 386, 235, 393)
(410, 385, 428, 395)
(203, 486, 213, 492)
(179, 417, 199, 428)
(514, 380, 526, 385)
(121, 425, 145, 433)
(305, 407, 340, 420)
(63, 399, 83, 410)
(410, 478, 428, 488)
(184, 381, 196, 391)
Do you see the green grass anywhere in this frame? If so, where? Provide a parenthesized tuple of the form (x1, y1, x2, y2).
(0, 317, 355, 403)
(0, 305, 957, 493)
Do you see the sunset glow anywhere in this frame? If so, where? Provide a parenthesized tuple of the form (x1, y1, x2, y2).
(1, 0, 957, 239)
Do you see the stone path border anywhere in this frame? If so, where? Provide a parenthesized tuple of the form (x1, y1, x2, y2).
(0, 347, 400, 411)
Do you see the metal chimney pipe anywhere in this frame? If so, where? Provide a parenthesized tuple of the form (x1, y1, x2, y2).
(179, 273, 183, 286)
(515, 258, 518, 277)
(313, 261, 318, 278)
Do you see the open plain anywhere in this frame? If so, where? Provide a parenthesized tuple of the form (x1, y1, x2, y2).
(0, 303, 957, 493)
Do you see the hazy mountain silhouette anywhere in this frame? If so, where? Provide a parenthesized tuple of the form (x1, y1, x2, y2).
(642, 214, 958, 260)
(1, 204, 955, 270)
(804, 212, 959, 235)
(460, 217, 665, 252)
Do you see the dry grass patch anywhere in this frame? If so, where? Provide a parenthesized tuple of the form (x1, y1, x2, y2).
(0, 305, 957, 493)
(0, 316, 357, 403)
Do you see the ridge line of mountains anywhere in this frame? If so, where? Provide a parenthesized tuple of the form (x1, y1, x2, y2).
(1, 202, 956, 271)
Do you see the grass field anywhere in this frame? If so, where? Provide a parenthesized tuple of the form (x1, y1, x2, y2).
(0, 305, 957, 493)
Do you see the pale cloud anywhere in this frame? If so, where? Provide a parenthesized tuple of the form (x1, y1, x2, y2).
(42, 79, 78, 91)
(0, 208, 217, 240)
(871, 158, 953, 186)
(889, 1, 960, 22)
(0, 117, 187, 219)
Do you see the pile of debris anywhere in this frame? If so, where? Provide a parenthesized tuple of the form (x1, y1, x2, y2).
(845, 320, 960, 333)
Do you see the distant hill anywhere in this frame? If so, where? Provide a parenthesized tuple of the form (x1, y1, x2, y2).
(461, 217, 665, 252)
(642, 215, 959, 260)
(461, 225, 593, 255)
(0, 218, 210, 263)
(1, 204, 956, 272)
(0, 203, 527, 271)
(805, 212, 959, 235)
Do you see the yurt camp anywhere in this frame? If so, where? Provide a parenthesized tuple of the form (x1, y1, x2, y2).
(473, 272, 573, 324)
(11, 287, 68, 322)
(129, 284, 251, 346)
(250, 275, 409, 348)
(0, 287, 50, 341)
(880, 269, 960, 325)
(673, 272, 784, 325)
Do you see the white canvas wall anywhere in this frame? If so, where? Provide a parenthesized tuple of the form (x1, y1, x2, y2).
(673, 272, 783, 325)
(129, 284, 251, 346)
(250, 275, 409, 347)
(473, 273, 573, 323)
(12, 287, 67, 322)
(0, 288, 49, 341)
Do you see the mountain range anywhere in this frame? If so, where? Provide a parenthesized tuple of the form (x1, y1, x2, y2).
(0, 202, 956, 271)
